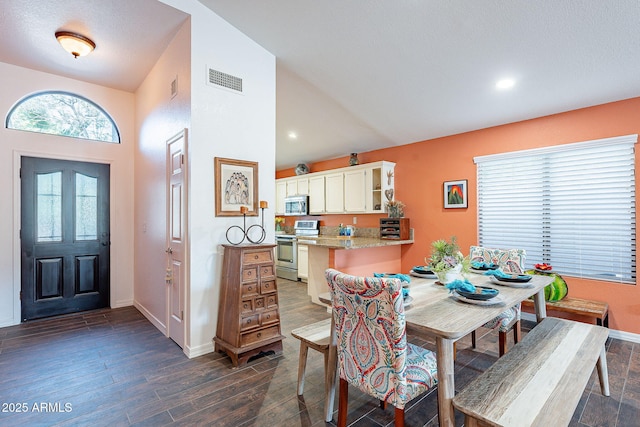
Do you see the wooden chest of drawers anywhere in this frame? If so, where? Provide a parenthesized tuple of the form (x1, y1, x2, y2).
(213, 244, 284, 367)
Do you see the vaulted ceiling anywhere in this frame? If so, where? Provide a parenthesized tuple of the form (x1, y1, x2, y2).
(2, 1, 639, 169)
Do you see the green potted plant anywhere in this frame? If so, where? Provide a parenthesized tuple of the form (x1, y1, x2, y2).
(426, 236, 469, 283)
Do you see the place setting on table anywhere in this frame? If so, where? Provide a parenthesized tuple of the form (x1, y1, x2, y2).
(403, 259, 536, 308)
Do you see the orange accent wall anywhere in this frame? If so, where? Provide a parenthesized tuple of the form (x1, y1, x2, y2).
(332, 246, 402, 277)
(279, 97, 640, 334)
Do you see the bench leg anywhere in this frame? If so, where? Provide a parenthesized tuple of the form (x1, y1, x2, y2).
(471, 330, 477, 349)
(598, 314, 609, 328)
(596, 345, 610, 397)
(297, 342, 309, 395)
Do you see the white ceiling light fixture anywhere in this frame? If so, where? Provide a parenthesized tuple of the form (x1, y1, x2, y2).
(55, 31, 96, 58)
(288, 131, 298, 139)
(495, 78, 515, 90)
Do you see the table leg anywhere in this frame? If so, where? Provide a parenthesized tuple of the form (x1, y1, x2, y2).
(324, 314, 338, 422)
(532, 289, 547, 322)
(436, 336, 455, 427)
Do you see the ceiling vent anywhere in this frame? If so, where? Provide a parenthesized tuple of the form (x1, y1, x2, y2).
(207, 67, 243, 93)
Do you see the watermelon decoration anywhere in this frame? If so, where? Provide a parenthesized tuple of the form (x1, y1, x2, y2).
(525, 270, 568, 302)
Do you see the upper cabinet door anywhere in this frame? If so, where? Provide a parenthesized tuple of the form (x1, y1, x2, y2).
(286, 180, 298, 196)
(324, 173, 344, 213)
(296, 178, 309, 195)
(344, 169, 366, 212)
(308, 175, 325, 214)
(275, 181, 287, 214)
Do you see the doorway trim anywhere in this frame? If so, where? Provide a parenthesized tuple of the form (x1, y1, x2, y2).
(11, 149, 122, 326)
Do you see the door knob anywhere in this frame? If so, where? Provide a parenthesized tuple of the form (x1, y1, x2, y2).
(165, 247, 173, 254)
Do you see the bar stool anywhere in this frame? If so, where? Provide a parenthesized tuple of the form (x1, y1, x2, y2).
(291, 318, 332, 395)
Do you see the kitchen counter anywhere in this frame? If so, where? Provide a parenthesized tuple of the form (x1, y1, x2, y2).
(299, 235, 413, 307)
(296, 236, 413, 249)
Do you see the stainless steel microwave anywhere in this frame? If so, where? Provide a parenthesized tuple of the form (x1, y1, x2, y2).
(284, 195, 309, 216)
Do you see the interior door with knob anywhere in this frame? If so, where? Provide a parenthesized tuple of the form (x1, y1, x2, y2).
(166, 130, 187, 348)
(20, 156, 110, 321)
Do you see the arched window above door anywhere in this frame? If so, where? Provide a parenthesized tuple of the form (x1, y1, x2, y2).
(6, 91, 121, 143)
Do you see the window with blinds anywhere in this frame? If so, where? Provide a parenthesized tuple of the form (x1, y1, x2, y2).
(475, 135, 637, 284)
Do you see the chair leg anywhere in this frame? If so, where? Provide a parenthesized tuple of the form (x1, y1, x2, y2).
(453, 341, 457, 361)
(471, 330, 477, 349)
(394, 407, 405, 427)
(513, 319, 522, 344)
(337, 378, 349, 427)
(498, 331, 507, 357)
(380, 400, 387, 410)
(297, 342, 309, 395)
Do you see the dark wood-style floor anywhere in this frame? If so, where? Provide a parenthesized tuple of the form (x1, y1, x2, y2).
(0, 278, 638, 426)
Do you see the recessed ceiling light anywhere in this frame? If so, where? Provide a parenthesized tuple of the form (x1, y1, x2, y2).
(288, 131, 297, 139)
(496, 78, 515, 90)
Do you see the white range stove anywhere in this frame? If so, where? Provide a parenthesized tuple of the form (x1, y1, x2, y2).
(275, 220, 319, 280)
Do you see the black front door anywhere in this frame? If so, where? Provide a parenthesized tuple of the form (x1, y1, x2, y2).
(21, 157, 110, 321)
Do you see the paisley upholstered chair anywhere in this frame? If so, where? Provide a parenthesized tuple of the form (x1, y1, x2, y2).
(469, 246, 527, 356)
(325, 268, 438, 427)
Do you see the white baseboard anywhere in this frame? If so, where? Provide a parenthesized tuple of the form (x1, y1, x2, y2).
(112, 299, 134, 308)
(184, 341, 215, 358)
(521, 312, 640, 343)
(133, 300, 167, 336)
(0, 317, 17, 328)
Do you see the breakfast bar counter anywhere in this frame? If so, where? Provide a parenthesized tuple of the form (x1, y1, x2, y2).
(297, 236, 413, 306)
(297, 235, 413, 249)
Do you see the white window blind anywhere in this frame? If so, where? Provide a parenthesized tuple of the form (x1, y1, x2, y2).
(475, 135, 637, 284)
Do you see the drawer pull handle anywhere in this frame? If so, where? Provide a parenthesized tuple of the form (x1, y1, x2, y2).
(243, 304, 248, 309)
(255, 255, 259, 259)
(266, 315, 270, 319)
(247, 319, 251, 324)
(257, 332, 262, 338)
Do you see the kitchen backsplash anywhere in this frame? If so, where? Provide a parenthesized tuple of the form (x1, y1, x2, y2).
(319, 226, 379, 238)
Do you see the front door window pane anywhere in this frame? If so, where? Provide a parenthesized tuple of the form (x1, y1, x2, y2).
(37, 172, 62, 242)
(75, 173, 98, 240)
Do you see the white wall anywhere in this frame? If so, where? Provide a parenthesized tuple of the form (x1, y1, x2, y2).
(134, 17, 191, 335)
(0, 61, 136, 326)
(141, 0, 276, 357)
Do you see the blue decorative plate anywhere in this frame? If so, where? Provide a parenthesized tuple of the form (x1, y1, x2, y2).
(455, 286, 499, 301)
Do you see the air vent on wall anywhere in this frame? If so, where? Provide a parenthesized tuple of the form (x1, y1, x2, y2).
(171, 76, 178, 99)
(207, 67, 243, 93)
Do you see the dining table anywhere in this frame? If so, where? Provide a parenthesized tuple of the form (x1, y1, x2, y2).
(318, 271, 554, 427)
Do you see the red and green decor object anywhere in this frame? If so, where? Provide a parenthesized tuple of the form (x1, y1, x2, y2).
(526, 264, 568, 302)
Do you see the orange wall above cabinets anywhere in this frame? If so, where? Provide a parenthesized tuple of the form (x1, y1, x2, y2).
(278, 97, 640, 334)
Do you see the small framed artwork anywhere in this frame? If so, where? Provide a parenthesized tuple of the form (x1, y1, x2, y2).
(444, 180, 468, 209)
(214, 157, 259, 216)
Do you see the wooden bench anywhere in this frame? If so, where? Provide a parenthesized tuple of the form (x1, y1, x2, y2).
(291, 318, 332, 395)
(453, 317, 609, 427)
(521, 296, 609, 327)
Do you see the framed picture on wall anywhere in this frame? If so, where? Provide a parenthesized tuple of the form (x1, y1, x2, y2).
(444, 179, 467, 208)
(214, 157, 259, 216)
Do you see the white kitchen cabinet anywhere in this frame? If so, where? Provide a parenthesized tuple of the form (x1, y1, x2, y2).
(275, 181, 287, 214)
(296, 178, 309, 195)
(297, 244, 308, 281)
(285, 177, 309, 197)
(275, 160, 395, 215)
(344, 169, 366, 212)
(308, 175, 326, 214)
(324, 172, 345, 213)
(286, 180, 298, 196)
